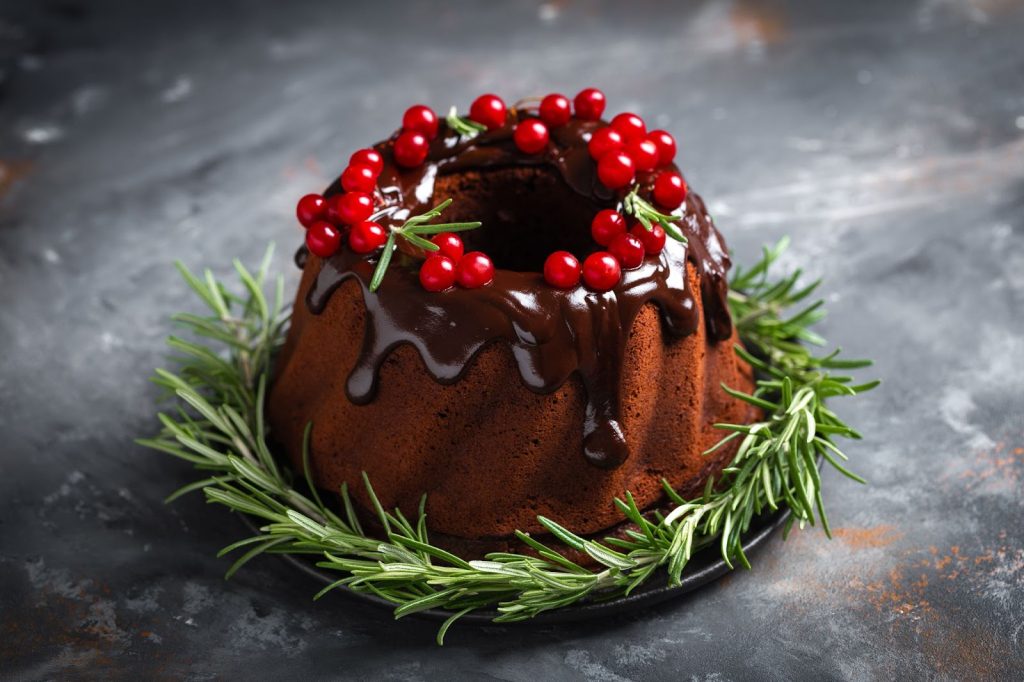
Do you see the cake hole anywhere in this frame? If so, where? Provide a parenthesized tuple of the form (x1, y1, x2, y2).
(433, 166, 605, 272)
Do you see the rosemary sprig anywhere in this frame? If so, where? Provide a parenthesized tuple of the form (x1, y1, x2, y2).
(445, 106, 487, 139)
(140, 238, 876, 644)
(368, 199, 482, 292)
(623, 186, 687, 244)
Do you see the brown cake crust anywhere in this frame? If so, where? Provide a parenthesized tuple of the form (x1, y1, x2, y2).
(268, 105, 758, 558)
(268, 254, 757, 556)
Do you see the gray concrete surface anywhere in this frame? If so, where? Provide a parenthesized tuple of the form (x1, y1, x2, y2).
(1, 0, 1022, 679)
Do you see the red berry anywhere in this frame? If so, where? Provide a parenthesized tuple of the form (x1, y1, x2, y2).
(539, 94, 571, 127)
(350, 148, 383, 175)
(324, 194, 343, 223)
(630, 222, 667, 255)
(419, 254, 457, 292)
(582, 252, 621, 291)
(456, 251, 495, 288)
(348, 220, 387, 254)
(588, 127, 624, 160)
(402, 104, 439, 139)
(597, 151, 635, 189)
(469, 94, 507, 130)
(626, 138, 660, 172)
(296, 193, 326, 228)
(514, 119, 550, 154)
(573, 88, 606, 121)
(305, 221, 341, 258)
(329, 192, 374, 225)
(610, 112, 647, 142)
(341, 164, 377, 193)
(591, 209, 627, 246)
(608, 232, 645, 269)
(649, 130, 677, 166)
(543, 251, 581, 288)
(653, 173, 688, 210)
(431, 232, 464, 261)
(393, 131, 429, 168)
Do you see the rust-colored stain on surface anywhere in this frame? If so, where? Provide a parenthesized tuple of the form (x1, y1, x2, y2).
(0, 160, 32, 199)
(832, 524, 904, 549)
(958, 439, 1024, 485)
(846, 537, 1024, 678)
(729, 0, 788, 47)
(756, 433, 1024, 677)
(1, 559, 177, 676)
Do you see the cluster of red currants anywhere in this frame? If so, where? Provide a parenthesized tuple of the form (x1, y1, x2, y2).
(587, 111, 680, 193)
(296, 147, 385, 259)
(295, 104, 496, 292)
(533, 89, 687, 293)
(508, 87, 606, 155)
(393, 105, 440, 167)
(542, 209, 669, 292)
(418, 233, 494, 292)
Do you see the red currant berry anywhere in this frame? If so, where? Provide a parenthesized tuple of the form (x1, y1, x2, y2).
(296, 193, 326, 228)
(305, 221, 341, 258)
(402, 104, 439, 139)
(608, 232, 645, 269)
(393, 131, 429, 168)
(582, 252, 621, 291)
(348, 220, 387, 254)
(419, 254, 457, 292)
(597, 151, 635, 189)
(630, 222, 667, 255)
(626, 138, 660, 172)
(456, 251, 495, 288)
(573, 88, 606, 121)
(350, 148, 383, 175)
(513, 119, 550, 154)
(431, 232, 464, 261)
(590, 209, 627, 246)
(341, 164, 377, 193)
(653, 173, 688, 210)
(610, 112, 647, 142)
(329, 192, 374, 225)
(543, 251, 581, 288)
(539, 93, 571, 127)
(649, 129, 676, 166)
(588, 127, 624, 160)
(469, 94, 507, 130)
(324, 194, 342, 224)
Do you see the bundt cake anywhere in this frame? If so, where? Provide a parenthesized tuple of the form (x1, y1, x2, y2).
(267, 89, 758, 557)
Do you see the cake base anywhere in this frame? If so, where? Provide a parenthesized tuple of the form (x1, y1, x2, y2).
(240, 501, 791, 624)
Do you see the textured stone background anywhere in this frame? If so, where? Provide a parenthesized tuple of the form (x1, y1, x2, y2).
(1, 0, 1023, 679)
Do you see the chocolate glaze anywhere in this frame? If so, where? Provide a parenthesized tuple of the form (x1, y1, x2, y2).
(297, 109, 733, 470)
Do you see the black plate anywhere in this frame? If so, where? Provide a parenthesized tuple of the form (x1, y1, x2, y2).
(242, 504, 791, 624)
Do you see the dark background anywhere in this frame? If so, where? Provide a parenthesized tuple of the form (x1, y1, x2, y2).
(2, 0, 1023, 679)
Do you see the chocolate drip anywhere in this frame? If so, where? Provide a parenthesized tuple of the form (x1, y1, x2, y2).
(299, 110, 733, 470)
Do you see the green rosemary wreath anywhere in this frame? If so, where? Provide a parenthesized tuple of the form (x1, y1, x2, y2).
(138, 238, 876, 644)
